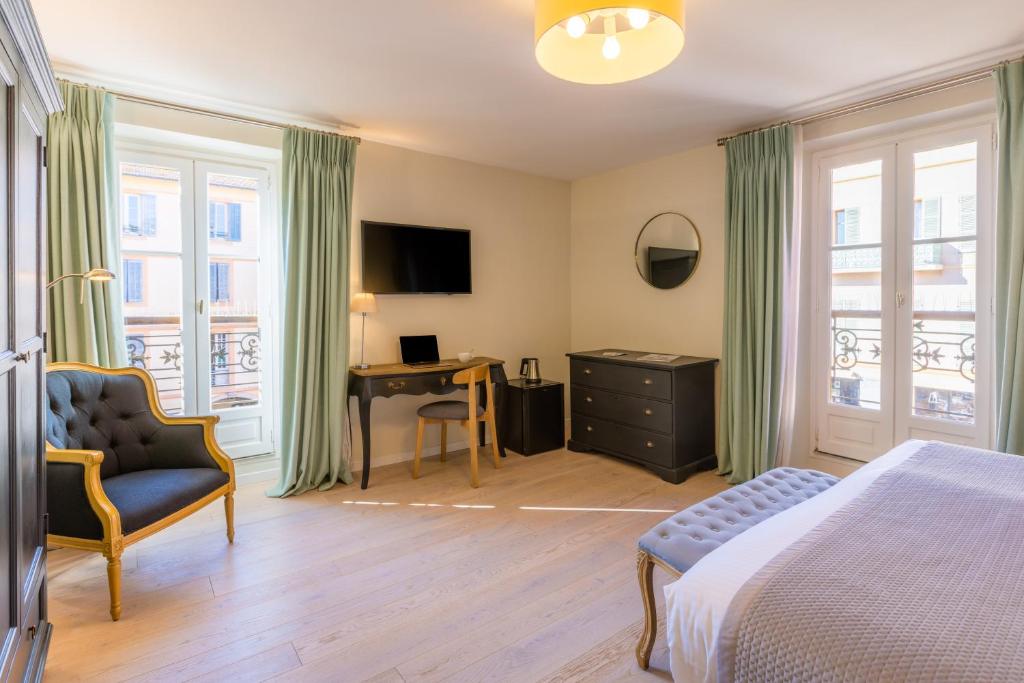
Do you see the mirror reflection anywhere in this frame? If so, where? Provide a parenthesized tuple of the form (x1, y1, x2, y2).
(635, 212, 701, 289)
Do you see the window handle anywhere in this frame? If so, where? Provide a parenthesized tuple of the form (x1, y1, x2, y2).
(197, 299, 205, 314)
(896, 292, 905, 308)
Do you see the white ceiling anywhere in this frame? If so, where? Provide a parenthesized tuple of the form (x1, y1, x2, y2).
(32, 0, 1024, 179)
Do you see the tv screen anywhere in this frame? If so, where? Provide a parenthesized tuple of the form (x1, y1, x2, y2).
(361, 221, 472, 294)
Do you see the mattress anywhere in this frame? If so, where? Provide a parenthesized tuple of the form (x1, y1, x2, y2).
(663, 439, 927, 683)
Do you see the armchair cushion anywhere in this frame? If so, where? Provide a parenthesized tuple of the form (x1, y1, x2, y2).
(46, 369, 219, 478)
(103, 468, 230, 534)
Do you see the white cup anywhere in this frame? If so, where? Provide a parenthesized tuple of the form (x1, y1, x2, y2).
(458, 352, 473, 363)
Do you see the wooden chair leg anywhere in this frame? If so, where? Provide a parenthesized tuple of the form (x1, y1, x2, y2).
(413, 417, 426, 479)
(106, 551, 123, 622)
(636, 550, 657, 669)
(467, 421, 480, 487)
(225, 491, 235, 544)
(487, 412, 501, 469)
(440, 422, 447, 462)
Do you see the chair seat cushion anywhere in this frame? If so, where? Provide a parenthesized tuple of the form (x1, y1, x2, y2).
(103, 468, 230, 534)
(417, 400, 485, 420)
(638, 467, 839, 574)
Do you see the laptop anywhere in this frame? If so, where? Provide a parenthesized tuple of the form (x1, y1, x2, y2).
(400, 335, 449, 368)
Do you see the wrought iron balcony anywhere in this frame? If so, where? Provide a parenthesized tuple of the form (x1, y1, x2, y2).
(125, 315, 261, 413)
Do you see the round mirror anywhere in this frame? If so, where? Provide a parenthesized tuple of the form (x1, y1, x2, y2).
(635, 212, 701, 289)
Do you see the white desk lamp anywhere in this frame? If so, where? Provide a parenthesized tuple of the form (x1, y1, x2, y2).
(351, 292, 377, 369)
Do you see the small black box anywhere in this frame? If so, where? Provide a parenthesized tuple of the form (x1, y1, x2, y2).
(500, 379, 565, 456)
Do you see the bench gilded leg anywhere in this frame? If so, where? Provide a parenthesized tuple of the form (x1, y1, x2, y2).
(105, 551, 123, 622)
(636, 549, 657, 669)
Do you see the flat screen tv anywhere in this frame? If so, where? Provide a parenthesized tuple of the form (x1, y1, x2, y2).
(361, 221, 472, 294)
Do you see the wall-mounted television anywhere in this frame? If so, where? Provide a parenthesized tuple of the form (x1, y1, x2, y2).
(361, 221, 472, 294)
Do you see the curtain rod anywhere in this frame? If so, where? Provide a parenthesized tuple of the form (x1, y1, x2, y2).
(715, 56, 1021, 147)
(63, 79, 361, 142)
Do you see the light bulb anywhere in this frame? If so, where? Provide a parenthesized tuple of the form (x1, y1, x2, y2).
(566, 15, 587, 39)
(627, 9, 650, 29)
(602, 35, 621, 60)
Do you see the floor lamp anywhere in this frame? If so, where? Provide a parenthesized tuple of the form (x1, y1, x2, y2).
(47, 267, 117, 303)
(351, 293, 377, 369)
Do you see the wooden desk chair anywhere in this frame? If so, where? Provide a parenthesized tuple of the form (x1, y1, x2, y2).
(413, 364, 500, 487)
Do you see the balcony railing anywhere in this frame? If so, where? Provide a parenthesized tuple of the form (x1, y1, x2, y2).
(830, 310, 975, 422)
(831, 243, 944, 272)
(125, 316, 261, 413)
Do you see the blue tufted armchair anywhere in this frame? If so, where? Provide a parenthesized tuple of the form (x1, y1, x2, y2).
(44, 362, 236, 621)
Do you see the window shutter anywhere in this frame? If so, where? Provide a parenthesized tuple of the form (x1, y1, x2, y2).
(209, 203, 218, 237)
(125, 195, 140, 235)
(220, 264, 230, 302)
(845, 207, 861, 243)
(123, 260, 142, 303)
(141, 195, 157, 235)
(228, 203, 241, 241)
(959, 194, 976, 234)
(922, 198, 941, 238)
(209, 263, 218, 300)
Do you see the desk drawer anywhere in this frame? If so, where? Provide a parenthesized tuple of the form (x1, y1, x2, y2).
(570, 360, 671, 400)
(571, 387, 672, 434)
(571, 414, 673, 468)
(371, 373, 456, 399)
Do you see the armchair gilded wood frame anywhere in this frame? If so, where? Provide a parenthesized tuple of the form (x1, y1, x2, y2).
(45, 363, 236, 621)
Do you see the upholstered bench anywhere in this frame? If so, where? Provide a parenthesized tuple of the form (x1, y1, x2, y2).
(635, 467, 840, 669)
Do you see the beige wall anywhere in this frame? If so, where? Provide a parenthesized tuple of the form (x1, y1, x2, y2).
(350, 141, 571, 467)
(113, 100, 572, 470)
(569, 144, 726, 356)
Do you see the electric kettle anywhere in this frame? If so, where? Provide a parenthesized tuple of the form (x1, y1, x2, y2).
(520, 357, 541, 383)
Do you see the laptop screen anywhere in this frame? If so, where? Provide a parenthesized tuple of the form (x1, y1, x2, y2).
(400, 335, 441, 364)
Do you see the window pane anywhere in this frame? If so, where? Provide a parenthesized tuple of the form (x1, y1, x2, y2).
(910, 143, 978, 424)
(829, 160, 883, 410)
(207, 173, 262, 411)
(119, 162, 185, 415)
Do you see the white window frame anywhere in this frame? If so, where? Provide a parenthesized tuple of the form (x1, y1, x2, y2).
(812, 118, 996, 462)
(114, 127, 281, 460)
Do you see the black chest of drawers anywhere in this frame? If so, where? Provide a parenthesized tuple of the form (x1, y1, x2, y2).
(566, 350, 718, 483)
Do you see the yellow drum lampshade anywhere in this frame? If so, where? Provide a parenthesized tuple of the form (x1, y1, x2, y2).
(535, 0, 685, 84)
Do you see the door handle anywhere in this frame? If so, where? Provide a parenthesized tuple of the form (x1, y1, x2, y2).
(13, 351, 30, 363)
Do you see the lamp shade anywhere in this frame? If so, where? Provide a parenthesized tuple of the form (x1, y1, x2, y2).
(535, 0, 685, 85)
(351, 292, 378, 314)
(84, 267, 116, 282)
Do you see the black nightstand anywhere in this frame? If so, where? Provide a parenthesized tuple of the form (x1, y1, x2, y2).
(500, 379, 565, 456)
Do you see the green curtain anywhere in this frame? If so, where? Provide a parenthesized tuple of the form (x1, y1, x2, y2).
(46, 80, 126, 366)
(995, 60, 1024, 454)
(268, 128, 358, 497)
(718, 125, 794, 483)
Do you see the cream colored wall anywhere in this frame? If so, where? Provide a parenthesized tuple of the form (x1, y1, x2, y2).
(350, 141, 571, 468)
(113, 101, 572, 472)
(569, 143, 726, 367)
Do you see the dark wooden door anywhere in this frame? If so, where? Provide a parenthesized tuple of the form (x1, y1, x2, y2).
(0, 6, 55, 678)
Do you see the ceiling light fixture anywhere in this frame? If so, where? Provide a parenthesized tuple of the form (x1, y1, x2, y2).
(534, 1, 685, 85)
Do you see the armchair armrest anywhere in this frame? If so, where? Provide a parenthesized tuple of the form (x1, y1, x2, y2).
(45, 448, 122, 549)
(157, 415, 235, 489)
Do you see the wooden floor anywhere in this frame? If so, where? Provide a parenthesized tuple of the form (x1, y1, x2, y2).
(45, 448, 727, 682)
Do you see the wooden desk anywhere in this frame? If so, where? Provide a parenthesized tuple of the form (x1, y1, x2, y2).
(349, 357, 508, 489)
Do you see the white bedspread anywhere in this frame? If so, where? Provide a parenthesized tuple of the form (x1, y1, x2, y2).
(664, 440, 926, 683)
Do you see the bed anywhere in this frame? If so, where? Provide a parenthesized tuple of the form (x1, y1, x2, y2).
(663, 439, 1024, 682)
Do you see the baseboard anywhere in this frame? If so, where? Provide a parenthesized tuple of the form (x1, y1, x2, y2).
(234, 453, 281, 485)
(350, 439, 476, 473)
(802, 450, 865, 478)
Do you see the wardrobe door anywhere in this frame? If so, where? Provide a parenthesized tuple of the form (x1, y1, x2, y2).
(0, 16, 53, 677)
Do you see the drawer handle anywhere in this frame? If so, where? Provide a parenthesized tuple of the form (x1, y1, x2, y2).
(583, 368, 592, 375)
(585, 396, 593, 403)
(387, 380, 406, 390)
(642, 378, 654, 386)
(586, 425, 594, 432)
(643, 408, 653, 416)
(440, 376, 448, 386)
(645, 441, 655, 448)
